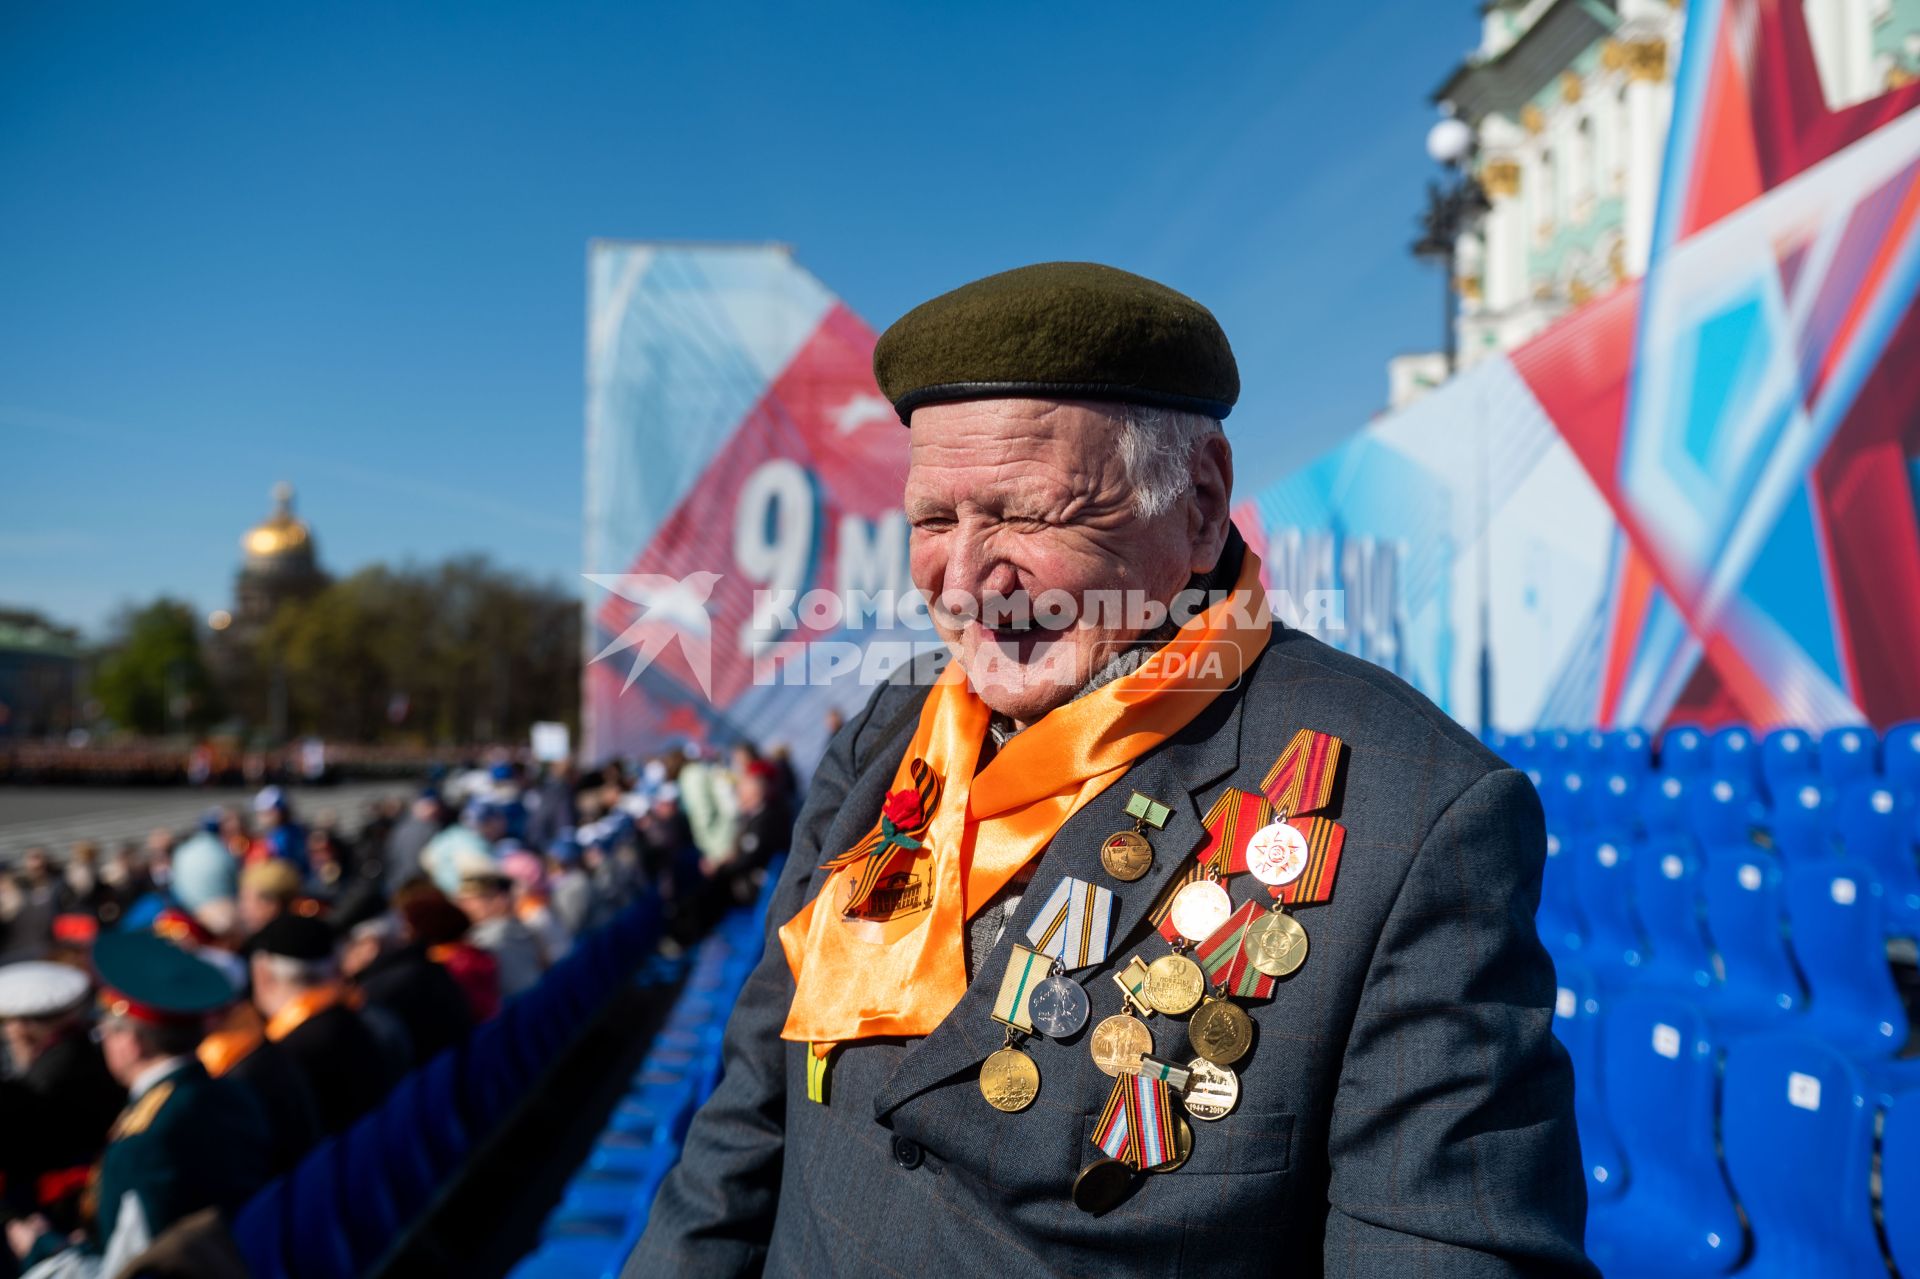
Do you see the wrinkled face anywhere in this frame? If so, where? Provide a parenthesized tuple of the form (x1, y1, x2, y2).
(906, 398, 1227, 726)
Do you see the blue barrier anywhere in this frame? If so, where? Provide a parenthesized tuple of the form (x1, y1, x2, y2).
(506, 857, 785, 1279)
(229, 892, 666, 1279)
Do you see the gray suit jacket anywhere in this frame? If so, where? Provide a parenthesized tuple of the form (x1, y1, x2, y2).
(626, 627, 1595, 1277)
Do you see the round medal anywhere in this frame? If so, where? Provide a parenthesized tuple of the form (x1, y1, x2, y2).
(1090, 1012, 1153, 1077)
(1027, 972, 1091, 1039)
(979, 1046, 1040, 1113)
(1187, 996, 1253, 1066)
(1245, 819, 1311, 887)
(1168, 878, 1232, 943)
(1072, 1156, 1134, 1214)
(1245, 910, 1309, 978)
(1143, 953, 1205, 1017)
(1100, 830, 1153, 882)
(1181, 1057, 1240, 1120)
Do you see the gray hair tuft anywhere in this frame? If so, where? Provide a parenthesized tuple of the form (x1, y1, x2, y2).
(1115, 406, 1223, 519)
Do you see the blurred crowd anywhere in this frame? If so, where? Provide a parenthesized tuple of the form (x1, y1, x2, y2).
(0, 741, 797, 1278)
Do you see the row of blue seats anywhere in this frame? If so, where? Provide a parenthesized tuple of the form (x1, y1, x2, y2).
(1543, 828, 1918, 1072)
(228, 895, 665, 1279)
(1495, 722, 1920, 801)
(507, 859, 785, 1279)
(1556, 963, 1920, 1278)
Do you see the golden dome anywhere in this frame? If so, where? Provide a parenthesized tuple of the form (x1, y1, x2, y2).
(242, 482, 315, 561)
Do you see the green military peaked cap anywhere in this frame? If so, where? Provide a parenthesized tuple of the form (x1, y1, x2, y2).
(873, 262, 1239, 425)
(93, 932, 233, 1021)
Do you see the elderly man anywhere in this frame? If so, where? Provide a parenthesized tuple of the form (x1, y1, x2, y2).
(627, 263, 1591, 1277)
(8, 934, 267, 1279)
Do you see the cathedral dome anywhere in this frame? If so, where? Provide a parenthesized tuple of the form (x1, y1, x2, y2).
(242, 482, 317, 569)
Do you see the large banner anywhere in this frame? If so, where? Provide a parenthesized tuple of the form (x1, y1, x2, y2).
(1246, 0, 1920, 734)
(583, 244, 910, 766)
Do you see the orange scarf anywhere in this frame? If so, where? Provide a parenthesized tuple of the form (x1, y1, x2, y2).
(779, 548, 1272, 1049)
(264, 985, 348, 1042)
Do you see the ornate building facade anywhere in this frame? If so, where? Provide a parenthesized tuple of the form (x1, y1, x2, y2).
(1439, 0, 1686, 372)
(1417, 0, 1920, 392)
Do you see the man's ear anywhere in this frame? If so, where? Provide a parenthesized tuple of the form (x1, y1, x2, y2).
(1187, 432, 1234, 573)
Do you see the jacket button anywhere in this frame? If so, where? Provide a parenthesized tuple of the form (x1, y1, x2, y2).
(891, 1135, 924, 1170)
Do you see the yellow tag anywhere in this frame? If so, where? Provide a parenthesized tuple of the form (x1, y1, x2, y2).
(806, 1043, 832, 1104)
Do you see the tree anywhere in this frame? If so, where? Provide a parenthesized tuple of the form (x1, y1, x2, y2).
(262, 557, 579, 744)
(92, 599, 221, 735)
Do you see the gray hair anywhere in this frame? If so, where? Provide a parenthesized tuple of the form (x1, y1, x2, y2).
(1115, 406, 1224, 519)
(256, 952, 337, 988)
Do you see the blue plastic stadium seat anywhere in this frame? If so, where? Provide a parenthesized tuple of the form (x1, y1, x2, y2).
(285, 1142, 355, 1279)
(337, 1111, 400, 1270)
(1630, 834, 1716, 993)
(1543, 770, 1595, 840)
(1639, 773, 1689, 837)
(1834, 780, 1920, 933)
(416, 1047, 471, 1172)
(1587, 995, 1745, 1276)
(229, 1179, 290, 1279)
(1660, 724, 1709, 775)
(1699, 845, 1804, 1025)
(1884, 720, 1920, 798)
(1883, 1090, 1920, 1279)
(375, 1073, 438, 1222)
(1760, 727, 1817, 801)
(1721, 1033, 1883, 1279)
(1536, 832, 1586, 956)
(1548, 960, 1625, 1201)
(1687, 776, 1760, 848)
(1602, 728, 1652, 776)
(1781, 860, 1910, 1063)
(1818, 725, 1876, 789)
(1590, 771, 1638, 837)
(1710, 725, 1761, 790)
(1767, 780, 1835, 862)
(1572, 832, 1645, 979)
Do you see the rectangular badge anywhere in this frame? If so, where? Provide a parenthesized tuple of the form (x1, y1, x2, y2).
(991, 943, 1046, 1032)
(1110, 955, 1153, 1016)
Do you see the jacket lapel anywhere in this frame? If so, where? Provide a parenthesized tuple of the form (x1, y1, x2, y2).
(871, 683, 1247, 1120)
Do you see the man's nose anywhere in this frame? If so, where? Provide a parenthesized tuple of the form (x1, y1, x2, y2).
(938, 528, 1018, 622)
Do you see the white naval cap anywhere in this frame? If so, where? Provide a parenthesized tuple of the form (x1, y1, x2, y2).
(0, 960, 92, 1019)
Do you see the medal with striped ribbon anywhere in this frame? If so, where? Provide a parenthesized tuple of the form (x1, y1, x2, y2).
(1193, 899, 1277, 999)
(1262, 814, 1346, 905)
(1260, 728, 1345, 815)
(1092, 1072, 1181, 1170)
(1152, 787, 1270, 944)
(1024, 877, 1114, 970)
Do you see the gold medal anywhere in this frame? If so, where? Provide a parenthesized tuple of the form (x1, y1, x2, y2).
(1246, 909, 1308, 978)
(979, 1045, 1040, 1113)
(1145, 1113, 1193, 1173)
(1090, 1012, 1153, 1076)
(1187, 995, 1253, 1066)
(1100, 791, 1172, 883)
(1100, 830, 1152, 882)
(1181, 1057, 1240, 1120)
(1168, 878, 1233, 943)
(1072, 1156, 1134, 1214)
(1143, 953, 1205, 1016)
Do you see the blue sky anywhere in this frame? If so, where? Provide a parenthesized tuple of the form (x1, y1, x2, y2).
(0, 1, 1480, 636)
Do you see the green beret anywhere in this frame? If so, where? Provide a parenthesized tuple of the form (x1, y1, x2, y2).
(873, 262, 1238, 425)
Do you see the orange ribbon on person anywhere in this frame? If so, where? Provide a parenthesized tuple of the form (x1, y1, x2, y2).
(778, 549, 1274, 1051)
